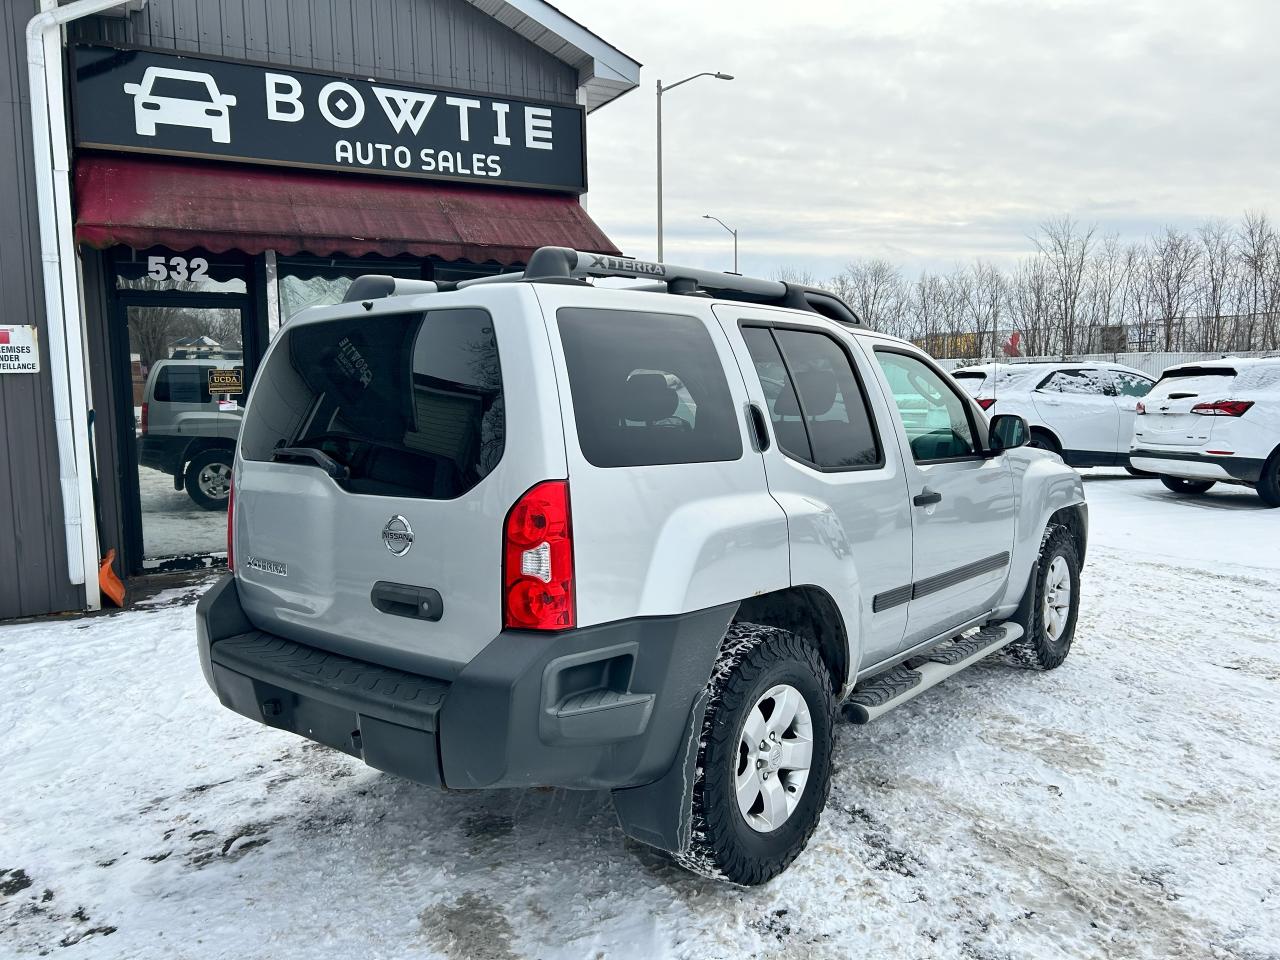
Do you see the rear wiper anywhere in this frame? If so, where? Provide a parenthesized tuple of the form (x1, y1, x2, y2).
(270, 445, 349, 480)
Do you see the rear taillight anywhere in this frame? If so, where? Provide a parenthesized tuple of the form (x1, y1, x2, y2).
(503, 480, 574, 630)
(226, 480, 234, 571)
(976, 398, 997, 411)
(1135, 401, 1146, 415)
(1191, 400, 1253, 417)
(140, 402, 149, 434)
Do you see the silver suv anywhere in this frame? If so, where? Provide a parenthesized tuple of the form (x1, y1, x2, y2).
(139, 358, 242, 509)
(197, 248, 1087, 885)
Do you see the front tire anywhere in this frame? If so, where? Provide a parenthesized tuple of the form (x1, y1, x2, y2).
(185, 450, 233, 511)
(675, 623, 835, 886)
(1160, 476, 1215, 495)
(1007, 524, 1081, 671)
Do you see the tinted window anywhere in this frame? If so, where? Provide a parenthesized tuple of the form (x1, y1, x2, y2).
(742, 326, 813, 462)
(773, 329, 881, 468)
(1039, 369, 1111, 395)
(1149, 367, 1237, 401)
(243, 309, 503, 500)
(1112, 371, 1154, 397)
(875, 350, 977, 461)
(557, 309, 742, 468)
(154, 365, 212, 404)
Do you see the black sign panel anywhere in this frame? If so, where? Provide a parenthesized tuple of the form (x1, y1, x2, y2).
(70, 44, 586, 193)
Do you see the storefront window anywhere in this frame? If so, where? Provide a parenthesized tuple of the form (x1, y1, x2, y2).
(277, 256, 423, 325)
(114, 247, 248, 294)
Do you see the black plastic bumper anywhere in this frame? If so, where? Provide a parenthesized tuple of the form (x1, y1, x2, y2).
(196, 575, 733, 794)
(138, 435, 188, 475)
(1130, 448, 1265, 484)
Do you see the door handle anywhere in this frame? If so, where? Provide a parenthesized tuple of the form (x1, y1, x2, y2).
(371, 581, 443, 621)
(913, 489, 942, 507)
(746, 403, 771, 452)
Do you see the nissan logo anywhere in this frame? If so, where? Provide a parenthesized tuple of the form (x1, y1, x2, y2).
(382, 515, 414, 556)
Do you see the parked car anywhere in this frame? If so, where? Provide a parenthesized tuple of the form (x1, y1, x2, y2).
(952, 361, 1155, 470)
(196, 248, 1088, 885)
(1130, 356, 1280, 506)
(138, 358, 242, 510)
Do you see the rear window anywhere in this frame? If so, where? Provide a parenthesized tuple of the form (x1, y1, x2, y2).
(950, 371, 986, 396)
(1149, 367, 1237, 400)
(241, 309, 503, 499)
(556, 308, 742, 468)
(950, 367, 1036, 396)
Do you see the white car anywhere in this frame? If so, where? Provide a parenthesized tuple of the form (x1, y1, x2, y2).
(123, 67, 237, 144)
(951, 362, 1155, 470)
(1130, 357, 1280, 506)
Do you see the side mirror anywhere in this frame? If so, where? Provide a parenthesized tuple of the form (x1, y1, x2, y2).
(988, 414, 1029, 453)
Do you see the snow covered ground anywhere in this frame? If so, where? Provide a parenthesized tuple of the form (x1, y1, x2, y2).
(137, 466, 226, 561)
(2, 472, 1278, 959)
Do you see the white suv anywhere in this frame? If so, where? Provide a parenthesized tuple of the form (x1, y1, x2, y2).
(1131, 357, 1280, 506)
(197, 248, 1088, 884)
(952, 362, 1155, 470)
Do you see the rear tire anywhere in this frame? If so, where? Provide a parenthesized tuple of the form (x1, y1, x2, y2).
(185, 450, 233, 511)
(1256, 452, 1280, 508)
(1007, 524, 1080, 671)
(1159, 476, 1215, 496)
(674, 623, 835, 886)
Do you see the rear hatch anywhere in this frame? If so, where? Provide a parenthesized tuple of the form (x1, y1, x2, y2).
(1134, 366, 1237, 448)
(232, 286, 565, 680)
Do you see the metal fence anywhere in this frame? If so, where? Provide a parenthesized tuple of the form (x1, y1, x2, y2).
(935, 350, 1280, 378)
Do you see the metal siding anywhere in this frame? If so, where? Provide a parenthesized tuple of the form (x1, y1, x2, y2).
(69, 0, 575, 101)
(0, 0, 83, 618)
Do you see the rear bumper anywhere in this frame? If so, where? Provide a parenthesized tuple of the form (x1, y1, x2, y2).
(1130, 448, 1264, 484)
(138, 434, 188, 475)
(196, 575, 732, 792)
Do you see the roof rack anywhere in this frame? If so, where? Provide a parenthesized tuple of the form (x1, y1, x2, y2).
(460, 246, 862, 326)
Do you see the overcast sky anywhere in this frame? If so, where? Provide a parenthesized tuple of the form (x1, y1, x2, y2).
(556, 0, 1280, 280)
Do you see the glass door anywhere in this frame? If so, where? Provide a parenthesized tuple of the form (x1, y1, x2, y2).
(125, 302, 248, 566)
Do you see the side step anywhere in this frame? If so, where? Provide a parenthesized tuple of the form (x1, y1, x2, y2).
(842, 622, 1023, 724)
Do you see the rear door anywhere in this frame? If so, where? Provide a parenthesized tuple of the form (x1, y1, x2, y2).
(1134, 367, 1239, 449)
(1108, 369, 1156, 452)
(233, 285, 564, 680)
(716, 310, 914, 670)
(1031, 368, 1121, 458)
(864, 345, 1017, 650)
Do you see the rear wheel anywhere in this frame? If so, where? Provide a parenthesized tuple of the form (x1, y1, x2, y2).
(675, 623, 835, 886)
(1007, 524, 1080, 671)
(1159, 476, 1215, 496)
(1256, 452, 1280, 507)
(185, 450, 233, 511)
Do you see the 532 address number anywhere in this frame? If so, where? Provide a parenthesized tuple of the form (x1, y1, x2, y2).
(147, 255, 210, 283)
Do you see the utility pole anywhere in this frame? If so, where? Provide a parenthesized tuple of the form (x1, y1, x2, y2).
(703, 214, 739, 273)
(656, 71, 733, 262)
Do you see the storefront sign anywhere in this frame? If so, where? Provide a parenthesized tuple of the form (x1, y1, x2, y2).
(0, 325, 40, 374)
(208, 368, 244, 395)
(70, 44, 587, 193)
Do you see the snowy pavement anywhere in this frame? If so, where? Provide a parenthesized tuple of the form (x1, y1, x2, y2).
(2, 473, 1278, 959)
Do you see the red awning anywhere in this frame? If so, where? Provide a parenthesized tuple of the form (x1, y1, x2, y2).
(74, 154, 620, 265)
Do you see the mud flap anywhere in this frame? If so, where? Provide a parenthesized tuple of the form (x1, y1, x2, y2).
(610, 686, 711, 854)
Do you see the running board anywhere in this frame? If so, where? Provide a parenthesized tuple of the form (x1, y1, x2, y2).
(842, 622, 1023, 724)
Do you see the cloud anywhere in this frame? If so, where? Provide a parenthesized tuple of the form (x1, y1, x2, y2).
(561, 0, 1280, 278)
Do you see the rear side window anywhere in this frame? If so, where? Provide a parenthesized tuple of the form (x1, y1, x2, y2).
(241, 309, 503, 499)
(557, 308, 742, 468)
(742, 325, 882, 470)
(153, 365, 212, 404)
(1112, 371, 1154, 397)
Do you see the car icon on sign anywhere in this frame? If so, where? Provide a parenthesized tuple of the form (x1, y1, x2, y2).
(123, 67, 237, 144)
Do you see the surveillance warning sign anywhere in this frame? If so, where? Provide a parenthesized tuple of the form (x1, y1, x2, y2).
(0, 325, 40, 374)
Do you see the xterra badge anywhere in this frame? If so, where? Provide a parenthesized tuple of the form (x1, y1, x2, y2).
(382, 515, 414, 556)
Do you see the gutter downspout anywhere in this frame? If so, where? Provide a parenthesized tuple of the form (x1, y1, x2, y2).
(27, 0, 131, 610)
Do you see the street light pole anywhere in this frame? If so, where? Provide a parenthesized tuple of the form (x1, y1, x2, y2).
(656, 71, 733, 262)
(703, 214, 739, 273)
